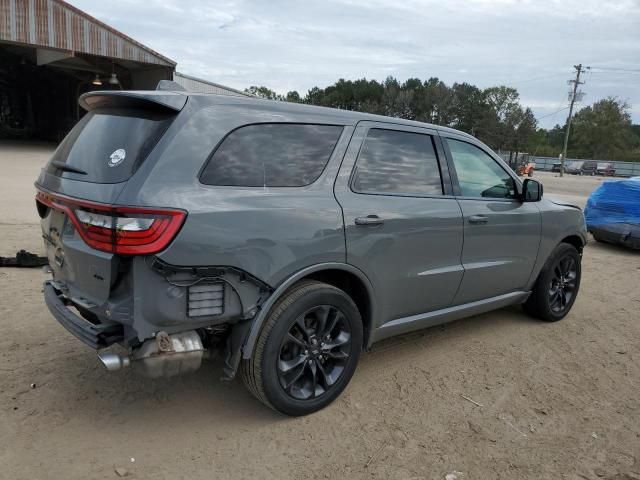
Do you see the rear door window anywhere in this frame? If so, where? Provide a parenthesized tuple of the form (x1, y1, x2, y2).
(351, 128, 443, 196)
(47, 108, 174, 183)
(200, 123, 343, 187)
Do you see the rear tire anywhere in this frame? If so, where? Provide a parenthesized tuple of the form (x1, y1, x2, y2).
(523, 243, 581, 322)
(241, 281, 362, 416)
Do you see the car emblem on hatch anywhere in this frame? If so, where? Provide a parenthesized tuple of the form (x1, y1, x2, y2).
(108, 149, 126, 167)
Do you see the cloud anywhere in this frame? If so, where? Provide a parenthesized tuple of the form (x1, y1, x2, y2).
(71, 0, 640, 126)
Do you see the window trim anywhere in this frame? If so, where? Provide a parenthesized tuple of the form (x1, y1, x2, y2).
(198, 122, 345, 188)
(348, 125, 448, 199)
(441, 134, 522, 202)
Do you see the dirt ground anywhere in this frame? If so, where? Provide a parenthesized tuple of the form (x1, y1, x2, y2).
(1, 143, 638, 480)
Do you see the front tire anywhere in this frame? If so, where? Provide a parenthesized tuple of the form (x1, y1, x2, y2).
(523, 243, 581, 321)
(241, 281, 363, 416)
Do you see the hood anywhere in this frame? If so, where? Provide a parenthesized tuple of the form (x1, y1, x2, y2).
(546, 196, 582, 211)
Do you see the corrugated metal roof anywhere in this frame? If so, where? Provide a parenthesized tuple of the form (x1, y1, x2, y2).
(0, 0, 176, 66)
(173, 72, 252, 97)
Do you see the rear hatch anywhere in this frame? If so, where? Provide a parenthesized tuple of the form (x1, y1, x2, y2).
(36, 91, 187, 305)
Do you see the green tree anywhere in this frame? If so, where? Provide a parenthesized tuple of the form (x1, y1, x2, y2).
(244, 86, 282, 100)
(245, 79, 640, 162)
(448, 82, 486, 135)
(504, 106, 537, 160)
(285, 91, 302, 103)
(569, 97, 639, 160)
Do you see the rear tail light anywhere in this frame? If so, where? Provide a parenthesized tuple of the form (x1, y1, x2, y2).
(36, 190, 186, 255)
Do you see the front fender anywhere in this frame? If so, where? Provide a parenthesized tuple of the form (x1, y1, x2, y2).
(526, 201, 587, 290)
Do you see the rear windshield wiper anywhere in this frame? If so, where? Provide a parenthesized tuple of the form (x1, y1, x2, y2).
(51, 161, 87, 175)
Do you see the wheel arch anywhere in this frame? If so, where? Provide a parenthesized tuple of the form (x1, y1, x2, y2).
(560, 234, 585, 254)
(242, 263, 377, 360)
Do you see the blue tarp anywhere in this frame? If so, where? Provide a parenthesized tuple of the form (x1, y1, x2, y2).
(585, 177, 640, 228)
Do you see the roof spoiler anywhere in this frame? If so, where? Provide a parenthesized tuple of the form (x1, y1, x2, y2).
(79, 90, 187, 113)
(156, 80, 187, 92)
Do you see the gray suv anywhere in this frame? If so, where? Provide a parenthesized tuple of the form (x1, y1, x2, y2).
(36, 89, 587, 416)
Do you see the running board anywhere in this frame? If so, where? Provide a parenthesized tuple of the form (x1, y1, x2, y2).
(370, 291, 530, 344)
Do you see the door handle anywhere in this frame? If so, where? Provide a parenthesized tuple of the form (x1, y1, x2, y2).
(468, 215, 489, 224)
(355, 215, 384, 226)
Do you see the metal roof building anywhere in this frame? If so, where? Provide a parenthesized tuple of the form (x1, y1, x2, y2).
(0, 0, 246, 140)
(173, 72, 250, 97)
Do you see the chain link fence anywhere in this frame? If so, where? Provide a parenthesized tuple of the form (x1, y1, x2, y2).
(497, 154, 640, 177)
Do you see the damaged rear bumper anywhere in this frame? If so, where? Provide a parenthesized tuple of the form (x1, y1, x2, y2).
(44, 281, 123, 349)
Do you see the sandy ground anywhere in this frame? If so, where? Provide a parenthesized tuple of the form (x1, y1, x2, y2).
(0, 143, 638, 480)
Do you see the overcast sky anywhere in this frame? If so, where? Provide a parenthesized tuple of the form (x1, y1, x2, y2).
(73, 0, 640, 128)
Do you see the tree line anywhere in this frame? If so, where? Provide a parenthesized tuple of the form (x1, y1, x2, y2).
(245, 77, 640, 162)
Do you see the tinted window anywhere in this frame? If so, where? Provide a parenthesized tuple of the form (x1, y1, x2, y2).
(447, 139, 517, 199)
(47, 108, 174, 184)
(200, 124, 343, 187)
(352, 129, 442, 195)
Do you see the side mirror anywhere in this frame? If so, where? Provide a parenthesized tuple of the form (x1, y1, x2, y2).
(522, 178, 543, 202)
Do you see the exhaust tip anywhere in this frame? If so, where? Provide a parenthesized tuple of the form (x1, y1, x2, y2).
(98, 352, 130, 371)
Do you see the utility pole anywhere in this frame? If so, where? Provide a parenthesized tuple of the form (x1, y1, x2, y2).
(560, 64, 589, 177)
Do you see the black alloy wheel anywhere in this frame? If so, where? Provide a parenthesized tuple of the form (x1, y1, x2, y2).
(277, 305, 352, 400)
(548, 255, 578, 314)
(241, 281, 363, 416)
(523, 243, 582, 322)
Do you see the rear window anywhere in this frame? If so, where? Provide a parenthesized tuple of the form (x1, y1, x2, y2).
(47, 108, 174, 183)
(200, 123, 343, 187)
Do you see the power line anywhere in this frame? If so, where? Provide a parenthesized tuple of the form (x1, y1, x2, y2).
(481, 71, 570, 87)
(590, 70, 640, 76)
(590, 66, 640, 73)
(506, 72, 570, 86)
(537, 105, 570, 120)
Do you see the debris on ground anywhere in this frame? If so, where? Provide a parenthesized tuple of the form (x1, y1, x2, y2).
(0, 250, 48, 268)
(445, 471, 465, 480)
(114, 467, 129, 477)
(460, 394, 483, 407)
(364, 441, 388, 468)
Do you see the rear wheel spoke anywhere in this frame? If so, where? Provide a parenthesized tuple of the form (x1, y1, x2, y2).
(310, 305, 331, 336)
(325, 350, 349, 361)
(308, 360, 318, 398)
(324, 331, 350, 349)
(278, 304, 352, 401)
(284, 361, 307, 390)
(315, 359, 335, 387)
(285, 332, 306, 348)
(295, 317, 311, 341)
(321, 311, 341, 338)
(279, 354, 307, 373)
